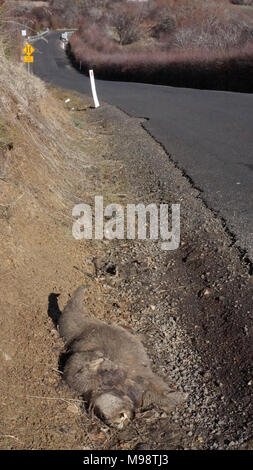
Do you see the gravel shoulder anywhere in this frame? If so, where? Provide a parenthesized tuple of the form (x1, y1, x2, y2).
(82, 102, 252, 450)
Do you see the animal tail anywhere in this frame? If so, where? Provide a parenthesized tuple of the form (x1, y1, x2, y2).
(66, 286, 86, 310)
(58, 286, 88, 344)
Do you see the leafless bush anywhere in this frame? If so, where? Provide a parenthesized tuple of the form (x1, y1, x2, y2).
(69, 35, 253, 92)
(108, 2, 147, 45)
(160, 0, 253, 51)
(149, 3, 176, 39)
(0, 2, 40, 59)
(173, 16, 246, 50)
(230, 1, 253, 5)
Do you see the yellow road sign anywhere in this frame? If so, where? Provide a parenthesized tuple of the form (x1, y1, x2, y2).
(24, 55, 34, 63)
(23, 44, 35, 56)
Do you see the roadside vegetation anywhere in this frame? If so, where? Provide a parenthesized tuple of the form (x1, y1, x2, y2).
(68, 0, 253, 91)
(2, 1, 253, 90)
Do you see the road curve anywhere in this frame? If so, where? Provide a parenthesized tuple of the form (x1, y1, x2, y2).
(34, 32, 253, 261)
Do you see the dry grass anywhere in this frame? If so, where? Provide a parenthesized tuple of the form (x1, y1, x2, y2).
(0, 42, 97, 219)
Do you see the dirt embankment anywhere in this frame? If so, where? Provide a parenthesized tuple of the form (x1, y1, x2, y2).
(0, 49, 252, 450)
(0, 55, 127, 449)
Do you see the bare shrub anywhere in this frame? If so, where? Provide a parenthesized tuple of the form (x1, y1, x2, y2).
(230, 1, 253, 5)
(167, 0, 253, 50)
(173, 17, 244, 50)
(77, 17, 117, 54)
(31, 6, 51, 30)
(0, 2, 40, 59)
(149, 1, 176, 39)
(108, 2, 147, 45)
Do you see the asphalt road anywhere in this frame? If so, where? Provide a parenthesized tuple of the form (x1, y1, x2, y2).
(33, 32, 253, 261)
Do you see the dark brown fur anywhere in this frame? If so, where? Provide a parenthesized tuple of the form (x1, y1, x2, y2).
(59, 286, 186, 428)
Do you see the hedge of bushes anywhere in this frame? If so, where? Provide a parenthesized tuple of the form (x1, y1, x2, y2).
(68, 40, 253, 93)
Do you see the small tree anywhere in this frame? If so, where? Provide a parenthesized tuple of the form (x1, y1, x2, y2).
(151, 7, 176, 39)
(109, 2, 146, 45)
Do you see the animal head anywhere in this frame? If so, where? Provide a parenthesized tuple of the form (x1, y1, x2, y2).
(93, 391, 134, 429)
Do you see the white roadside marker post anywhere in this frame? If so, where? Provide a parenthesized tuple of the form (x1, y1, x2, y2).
(89, 70, 100, 108)
(21, 29, 26, 63)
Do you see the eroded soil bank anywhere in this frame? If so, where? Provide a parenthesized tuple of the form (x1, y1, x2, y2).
(0, 89, 252, 450)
